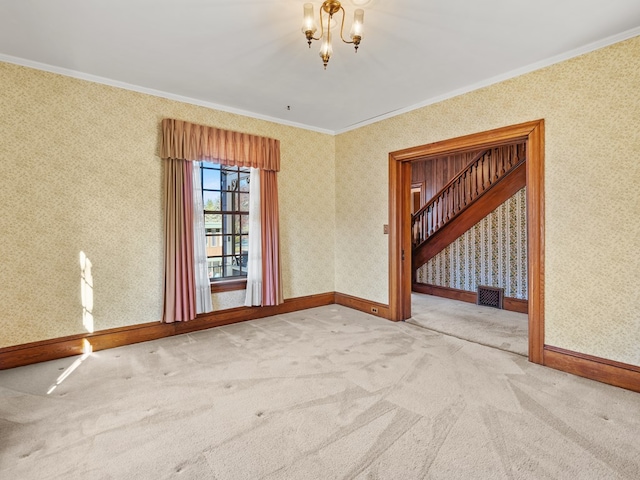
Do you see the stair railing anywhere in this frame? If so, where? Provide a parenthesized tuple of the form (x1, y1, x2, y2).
(412, 144, 525, 248)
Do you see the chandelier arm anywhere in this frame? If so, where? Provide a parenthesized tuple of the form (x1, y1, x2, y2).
(318, 8, 326, 41)
(336, 6, 355, 45)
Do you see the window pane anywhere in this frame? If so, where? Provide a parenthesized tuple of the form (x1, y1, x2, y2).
(203, 191, 221, 211)
(232, 235, 240, 256)
(222, 215, 233, 239)
(221, 169, 238, 191)
(208, 257, 222, 279)
(233, 215, 241, 234)
(239, 171, 250, 192)
(204, 214, 222, 235)
(223, 256, 239, 277)
(202, 167, 220, 190)
(239, 193, 249, 212)
(240, 215, 249, 234)
(205, 235, 222, 257)
(221, 191, 234, 211)
(238, 251, 248, 273)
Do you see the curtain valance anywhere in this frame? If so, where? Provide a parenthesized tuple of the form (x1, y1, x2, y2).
(160, 119, 280, 172)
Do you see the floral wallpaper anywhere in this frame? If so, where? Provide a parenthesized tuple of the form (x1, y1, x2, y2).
(0, 61, 335, 348)
(335, 36, 640, 366)
(416, 189, 527, 299)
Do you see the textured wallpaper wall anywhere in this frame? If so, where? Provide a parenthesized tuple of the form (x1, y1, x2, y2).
(416, 189, 527, 300)
(0, 62, 335, 348)
(2, 36, 639, 367)
(335, 36, 640, 366)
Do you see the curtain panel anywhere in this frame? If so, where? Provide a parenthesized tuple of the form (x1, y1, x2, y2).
(162, 158, 196, 323)
(260, 170, 283, 306)
(161, 118, 280, 172)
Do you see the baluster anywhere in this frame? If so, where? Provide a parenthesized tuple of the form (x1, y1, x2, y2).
(433, 200, 438, 232)
(475, 162, 480, 197)
(485, 151, 490, 189)
(466, 170, 470, 204)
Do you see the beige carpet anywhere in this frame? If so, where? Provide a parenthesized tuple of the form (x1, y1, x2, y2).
(1, 305, 639, 479)
(409, 293, 529, 356)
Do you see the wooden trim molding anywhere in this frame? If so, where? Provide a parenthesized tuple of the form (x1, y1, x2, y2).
(544, 346, 640, 393)
(503, 297, 528, 315)
(0, 292, 335, 370)
(210, 278, 247, 293)
(335, 292, 392, 320)
(413, 283, 475, 303)
(390, 120, 544, 364)
(412, 283, 528, 314)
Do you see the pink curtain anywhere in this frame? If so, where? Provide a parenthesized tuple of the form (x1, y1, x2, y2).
(260, 170, 283, 306)
(161, 118, 283, 313)
(162, 158, 196, 323)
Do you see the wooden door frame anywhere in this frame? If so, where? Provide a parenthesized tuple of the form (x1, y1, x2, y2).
(388, 120, 545, 364)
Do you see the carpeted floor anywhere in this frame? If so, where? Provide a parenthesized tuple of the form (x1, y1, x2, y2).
(409, 293, 529, 356)
(1, 305, 639, 479)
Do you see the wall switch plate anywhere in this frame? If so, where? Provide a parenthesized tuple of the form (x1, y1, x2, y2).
(383, 224, 389, 234)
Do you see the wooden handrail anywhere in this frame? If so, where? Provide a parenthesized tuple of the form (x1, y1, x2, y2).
(413, 148, 489, 219)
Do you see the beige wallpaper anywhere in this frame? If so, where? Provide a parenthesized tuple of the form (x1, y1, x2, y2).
(417, 189, 528, 300)
(0, 62, 335, 348)
(2, 35, 639, 368)
(336, 36, 640, 366)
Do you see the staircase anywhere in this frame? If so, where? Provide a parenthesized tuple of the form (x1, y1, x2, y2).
(412, 143, 526, 271)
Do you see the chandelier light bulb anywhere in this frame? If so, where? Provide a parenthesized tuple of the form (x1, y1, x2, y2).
(350, 8, 364, 47)
(319, 38, 333, 69)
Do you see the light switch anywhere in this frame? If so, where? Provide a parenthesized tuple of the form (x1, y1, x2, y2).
(383, 224, 389, 234)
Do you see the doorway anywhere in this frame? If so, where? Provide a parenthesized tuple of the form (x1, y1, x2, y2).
(388, 120, 545, 364)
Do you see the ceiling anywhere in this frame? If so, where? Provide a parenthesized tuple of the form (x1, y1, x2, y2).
(1, 1, 639, 134)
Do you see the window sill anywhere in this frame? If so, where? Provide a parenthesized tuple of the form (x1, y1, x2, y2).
(210, 278, 247, 293)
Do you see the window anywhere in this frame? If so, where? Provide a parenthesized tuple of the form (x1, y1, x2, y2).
(201, 163, 250, 282)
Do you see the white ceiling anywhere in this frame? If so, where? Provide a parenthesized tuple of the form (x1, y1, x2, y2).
(1, 0, 639, 134)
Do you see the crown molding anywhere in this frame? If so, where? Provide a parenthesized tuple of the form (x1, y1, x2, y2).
(335, 26, 640, 135)
(0, 53, 334, 136)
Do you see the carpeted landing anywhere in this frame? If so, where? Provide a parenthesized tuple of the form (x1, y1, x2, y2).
(1, 305, 639, 479)
(409, 293, 529, 357)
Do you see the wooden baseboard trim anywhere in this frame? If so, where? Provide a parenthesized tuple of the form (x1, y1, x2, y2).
(335, 292, 393, 321)
(503, 297, 528, 314)
(544, 346, 640, 393)
(413, 283, 476, 303)
(412, 283, 528, 314)
(0, 292, 336, 370)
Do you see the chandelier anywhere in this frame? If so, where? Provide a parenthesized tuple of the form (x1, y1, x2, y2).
(301, 1, 365, 69)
